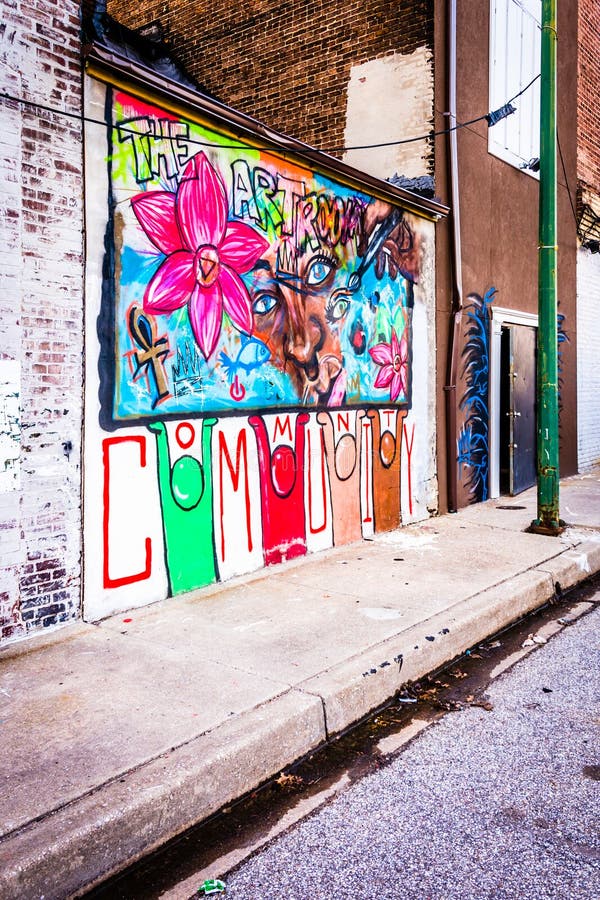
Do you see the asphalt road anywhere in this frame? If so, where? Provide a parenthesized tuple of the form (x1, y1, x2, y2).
(225, 601, 600, 900)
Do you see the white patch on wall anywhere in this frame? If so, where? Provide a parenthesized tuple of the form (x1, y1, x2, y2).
(402, 218, 437, 522)
(343, 48, 434, 181)
(213, 416, 264, 581)
(304, 414, 333, 553)
(0, 359, 20, 492)
(360, 415, 375, 539)
(402, 298, 432, 522)
(577, 245, 600, 470)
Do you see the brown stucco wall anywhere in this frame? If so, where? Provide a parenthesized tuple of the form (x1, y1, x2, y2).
(447, 0, 578, 504)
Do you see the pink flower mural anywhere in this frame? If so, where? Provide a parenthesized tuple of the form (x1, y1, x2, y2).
(131, 152, 269, 358)
(369, 328, 409, 402)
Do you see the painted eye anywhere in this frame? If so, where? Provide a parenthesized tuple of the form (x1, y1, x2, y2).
(306, 257, 334, 285)
(252, 292, 278, 315)
(326, 295, 350, 323)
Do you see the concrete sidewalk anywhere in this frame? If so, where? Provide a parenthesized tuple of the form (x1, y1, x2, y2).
(1, 470, 599, 899)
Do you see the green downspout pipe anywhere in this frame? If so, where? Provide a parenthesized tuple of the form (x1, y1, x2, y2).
(531, 0, 562, 535)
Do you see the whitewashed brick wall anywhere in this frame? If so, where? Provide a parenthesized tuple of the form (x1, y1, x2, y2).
(0, 0, 84, 642)
(577, 246, 600, 470)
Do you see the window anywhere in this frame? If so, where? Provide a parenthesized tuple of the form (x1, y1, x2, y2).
(489, 0, 541, 173)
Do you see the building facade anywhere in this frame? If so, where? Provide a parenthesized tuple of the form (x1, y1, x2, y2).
(1, 2, 446, 637)
(107, 0, 580, 510)
(439, 0, 578, 507)
(0, 0, 589, 643)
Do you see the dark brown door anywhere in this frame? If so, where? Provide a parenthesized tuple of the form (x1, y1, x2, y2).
(509, 325, 537, 495)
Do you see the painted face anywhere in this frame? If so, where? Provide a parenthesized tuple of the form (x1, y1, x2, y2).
(249, 244, 352, 405)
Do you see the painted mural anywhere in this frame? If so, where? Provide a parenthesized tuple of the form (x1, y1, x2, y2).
(457, 287, 495, 503)
(557, 309, 569, 433)
(456, 287, 569, 503)
(84, 83, 436, 618)
(102, 90, 419, 424)
(0, 360, 20, 493)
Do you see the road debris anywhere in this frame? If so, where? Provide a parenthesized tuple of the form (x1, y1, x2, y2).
(522, 634, 547, 647)
(275, 773, 304, 791)
(198, 878, 226, 895)
(433, 698, 464, 712)
(471, 699, 494, 711)
(465, 694, 492, 709)
(480, 640, 502, 650)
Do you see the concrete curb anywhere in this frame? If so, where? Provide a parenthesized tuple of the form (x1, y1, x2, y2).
(535, 539, 600, 592)
(0, 692, 325, 899)
(300, 541, 600, 739)
(300, 568, 556, 737)
(1, 540, 599, 899)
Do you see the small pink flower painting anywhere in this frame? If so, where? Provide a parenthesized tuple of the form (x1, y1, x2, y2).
(131, 152, 269, 359)
(369, 327, 409, 402)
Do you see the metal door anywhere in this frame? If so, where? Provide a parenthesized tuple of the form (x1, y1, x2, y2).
(508, 324, 537, 495)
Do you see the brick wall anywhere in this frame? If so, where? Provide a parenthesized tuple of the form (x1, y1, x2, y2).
(0, 0, 84, 643)
(106, 0, 434, 163)
(578, 0, 600, 193)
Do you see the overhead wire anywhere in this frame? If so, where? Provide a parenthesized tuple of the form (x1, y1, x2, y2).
(0, 73, 541, 156)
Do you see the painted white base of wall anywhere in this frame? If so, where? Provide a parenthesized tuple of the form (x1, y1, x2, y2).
(577, 246, 600, 470)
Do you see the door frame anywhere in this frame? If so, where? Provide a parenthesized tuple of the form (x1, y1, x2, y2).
(489, 307, 538, 499)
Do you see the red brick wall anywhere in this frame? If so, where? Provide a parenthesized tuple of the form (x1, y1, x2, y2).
(107, 0, 434, 156)
(578, 0, 600, 192)
(0, 0, 84, 642)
